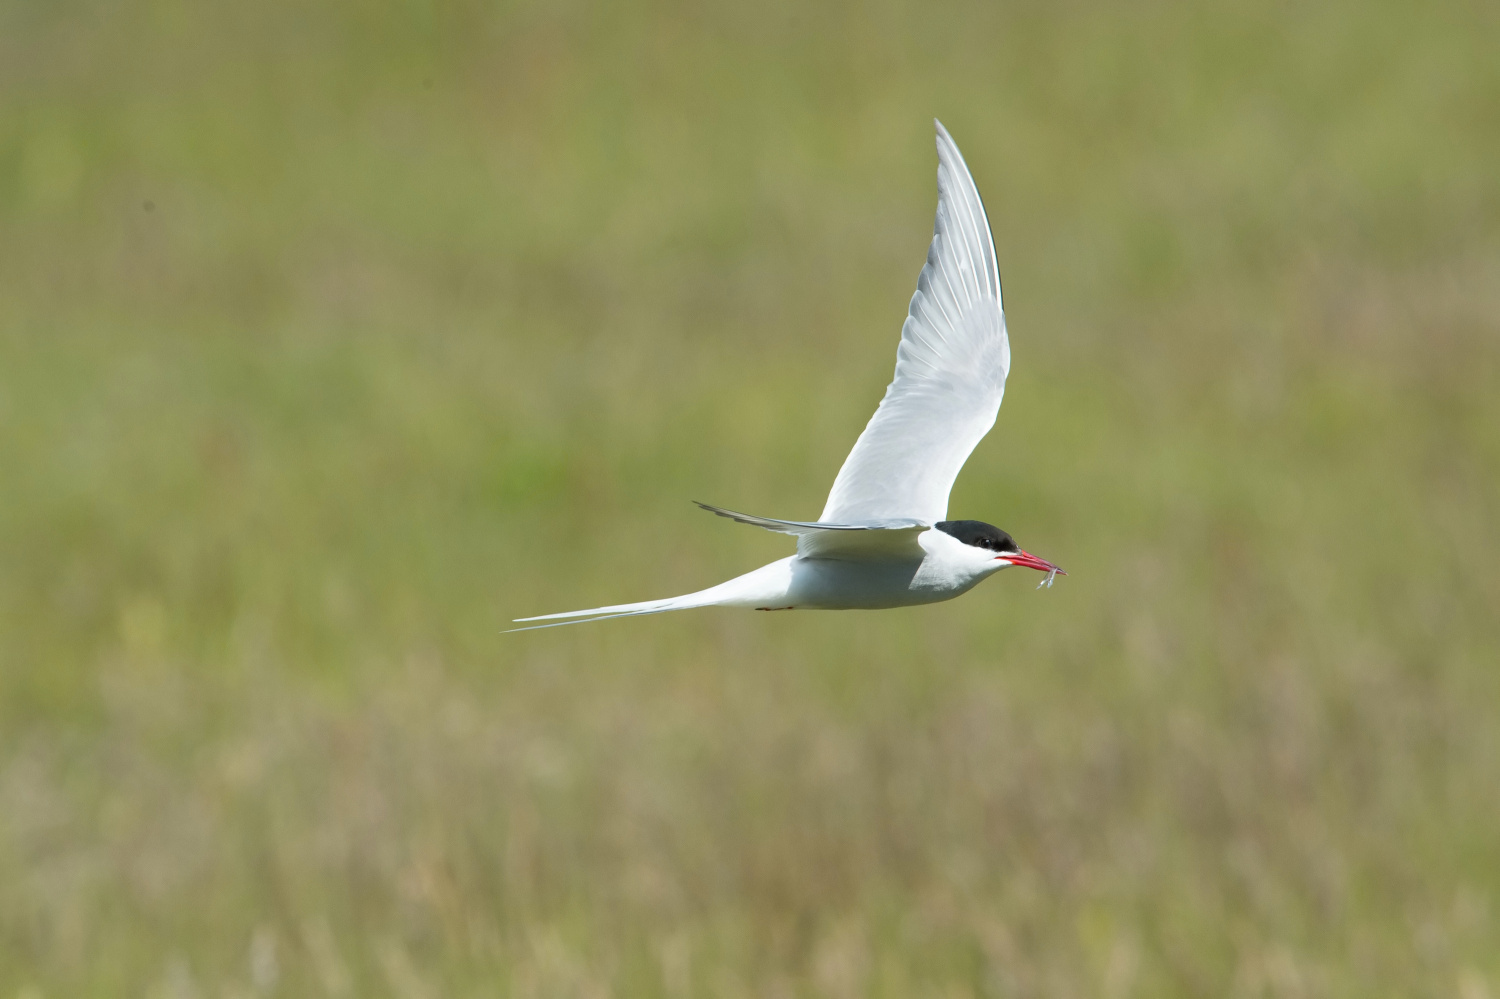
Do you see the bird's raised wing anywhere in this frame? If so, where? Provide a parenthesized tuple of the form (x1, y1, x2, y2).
(819, 121, 1009, 525)
(694, 502, 927, 561)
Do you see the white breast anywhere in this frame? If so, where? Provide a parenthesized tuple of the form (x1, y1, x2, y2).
(773, 530, 997, 610)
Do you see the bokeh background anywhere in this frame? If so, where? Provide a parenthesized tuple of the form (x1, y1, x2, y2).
(3, 0, 1498, 995)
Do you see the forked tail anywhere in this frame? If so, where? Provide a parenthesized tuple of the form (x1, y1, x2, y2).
(507, 592, 711, 633)
(508, 556, 796, 633)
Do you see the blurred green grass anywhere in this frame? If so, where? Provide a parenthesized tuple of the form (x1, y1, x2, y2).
(2, 0, 1499, 994)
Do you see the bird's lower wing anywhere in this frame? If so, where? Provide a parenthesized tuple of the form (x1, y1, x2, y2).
(694, 501, 928, 561)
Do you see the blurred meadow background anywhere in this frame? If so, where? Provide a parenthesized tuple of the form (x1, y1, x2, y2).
(2, 0, 1499, 995)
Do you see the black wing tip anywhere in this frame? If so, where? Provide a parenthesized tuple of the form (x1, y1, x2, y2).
(695, 501, 758, 526)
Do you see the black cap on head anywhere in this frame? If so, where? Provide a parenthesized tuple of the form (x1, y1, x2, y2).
(935, 520, 1018, 553)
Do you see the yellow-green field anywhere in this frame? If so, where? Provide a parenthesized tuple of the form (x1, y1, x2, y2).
(3, 0, 1499, 994)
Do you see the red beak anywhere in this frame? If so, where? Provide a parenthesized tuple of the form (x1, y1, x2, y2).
(997, 550, 1066, 575)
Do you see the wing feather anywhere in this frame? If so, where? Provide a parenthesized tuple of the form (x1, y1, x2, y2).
(819, 121, 1009, 524)
(694, 502, 927, 561)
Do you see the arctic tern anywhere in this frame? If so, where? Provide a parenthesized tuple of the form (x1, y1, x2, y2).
(512, 121, 1063, 632)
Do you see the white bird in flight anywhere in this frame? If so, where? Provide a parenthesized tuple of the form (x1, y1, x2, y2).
(512, 121, 1063, 632)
